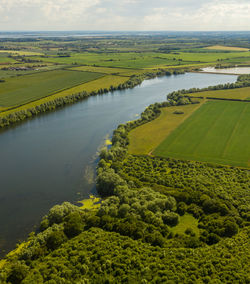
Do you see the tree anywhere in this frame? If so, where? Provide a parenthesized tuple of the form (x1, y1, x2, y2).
(97, 168, 126, 196)
(46, 231, 67, 250)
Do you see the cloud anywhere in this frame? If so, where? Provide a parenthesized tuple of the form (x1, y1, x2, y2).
(0, 0, 249, 30)
(142, 0, 250, 30)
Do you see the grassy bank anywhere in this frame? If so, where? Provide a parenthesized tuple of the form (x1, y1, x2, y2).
(190, 86, 250, 100)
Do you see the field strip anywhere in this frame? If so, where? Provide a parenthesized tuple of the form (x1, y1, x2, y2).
(222, 104, 248, 158)
(192, 103, 228, 156)
(158, 102, 213, 155)
(189, 87, 250, 101)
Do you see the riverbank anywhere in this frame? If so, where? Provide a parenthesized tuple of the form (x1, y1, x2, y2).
(0, 72, 237, 257)
(0, 69, 186, 129)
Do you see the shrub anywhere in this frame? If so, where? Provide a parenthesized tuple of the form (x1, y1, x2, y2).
(162, 212, 179, 226)
(46, 231, 67, 250)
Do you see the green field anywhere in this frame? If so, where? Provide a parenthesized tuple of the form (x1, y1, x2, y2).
(24, 50, 250, 69)
(0, 70, 103, 108)
(171, 214, 199, 237)
(69, 65, 143, 76)
(128, 102, 203, 155)
(190, 87, 250, 100)
(0, 55, 16, 64)
(154, 101, 250, 167)
(24, 52, 200, 68)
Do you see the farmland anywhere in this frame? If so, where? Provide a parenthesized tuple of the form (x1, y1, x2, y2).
(69, 65, 143, 76)
(0, 70, 103, 108)
(1, 33, 250, 118)
(190, 86, 250, 100)
(204, 45, 249, 51)
(128, 102, 203, 155)
(49, 75, 129, 98)
(154, 100, 250, 167)
(23, 50, 250, 68)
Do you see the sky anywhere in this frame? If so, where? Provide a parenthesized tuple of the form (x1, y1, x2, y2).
(0, 0, 250, 31)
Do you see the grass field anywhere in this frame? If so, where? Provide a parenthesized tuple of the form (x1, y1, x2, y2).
(128, 102, 203, 155)
(171, 214, 199, 236)
(0, 55, 17, 64)
(70, 65, 143, 76)
(190, 87, 250, 100)
(0, 70, 103, 108)
(154, 101, 250, 167)
(204, 45, 249, 51)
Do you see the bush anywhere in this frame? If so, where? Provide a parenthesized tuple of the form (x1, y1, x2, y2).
(162, 212, 179, 226)
(173, 110, 184, 114)
(97, 168, 126, 196)
(7, 262, 29, 284)
(46, 231, 67, 250)
(64, 212, 84, 238)
(177, 202, 187, 216)
(223, 220, 238, 237)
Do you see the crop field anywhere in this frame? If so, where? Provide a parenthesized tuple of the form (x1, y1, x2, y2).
(0, 55, 17, 64)
(24, 52, 198, 69)
(0, 70, 103, 108)
(70, 65, 144, 76)
(204, 45, 249, 51)
(190, 87, 250, 100)
(153, 101, 250, 167)
(24, 50, 250, 70)
(53, 75, 128, 97)
(128, 102, 203, 155)
(0, 64, 67, 79)
(0, 50, 43, 56)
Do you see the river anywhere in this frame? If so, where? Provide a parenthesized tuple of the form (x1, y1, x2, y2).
(0, 72, 236, 256)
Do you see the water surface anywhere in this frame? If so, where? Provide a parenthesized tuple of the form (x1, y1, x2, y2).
(201, 67, 250, 75)
(0, 73, 236, 255)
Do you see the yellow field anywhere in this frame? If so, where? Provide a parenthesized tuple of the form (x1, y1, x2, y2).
(70, 65, 143, 76)
(190, 87, 250, 100)
(128, 101, 203, 155)
(204, 45, 249, 51)
(54, 75, 128, 95)
(0, 75, 129, 117)
(0, 50, 43, 56)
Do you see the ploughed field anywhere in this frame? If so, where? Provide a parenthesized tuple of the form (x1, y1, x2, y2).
(153, 100, 250, 167)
